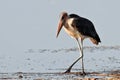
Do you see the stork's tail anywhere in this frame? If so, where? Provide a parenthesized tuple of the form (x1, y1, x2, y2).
(90, 34, 101, 45)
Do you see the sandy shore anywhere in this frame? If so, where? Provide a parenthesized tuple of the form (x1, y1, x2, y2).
(0, 70, 120, 80)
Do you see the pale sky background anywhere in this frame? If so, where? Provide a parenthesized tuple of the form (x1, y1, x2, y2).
(0, 0, 120, 55)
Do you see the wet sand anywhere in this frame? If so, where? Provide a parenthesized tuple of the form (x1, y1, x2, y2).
(0, 71, 119, 80)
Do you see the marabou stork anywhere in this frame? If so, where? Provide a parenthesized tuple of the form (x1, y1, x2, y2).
(56, 12, 101, 75)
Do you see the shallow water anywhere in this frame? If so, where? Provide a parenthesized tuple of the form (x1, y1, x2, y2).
(0, 46, 120, 79)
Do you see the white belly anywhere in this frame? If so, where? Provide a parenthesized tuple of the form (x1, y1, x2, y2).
(64, 27, 85, 38)
(63, 18, 85, 39)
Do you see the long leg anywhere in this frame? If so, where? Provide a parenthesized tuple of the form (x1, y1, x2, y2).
(64, 38, 83, 73)
(64, 55, 83, 73)
(81, 39, 86, 75)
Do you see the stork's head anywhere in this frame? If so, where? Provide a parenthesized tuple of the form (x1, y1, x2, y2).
(56, 12, 68, 37)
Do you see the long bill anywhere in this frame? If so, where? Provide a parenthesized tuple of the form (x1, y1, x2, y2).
(56, 20, 63, 38)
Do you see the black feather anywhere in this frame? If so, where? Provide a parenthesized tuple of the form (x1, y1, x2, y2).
(69, 14, 101, 43)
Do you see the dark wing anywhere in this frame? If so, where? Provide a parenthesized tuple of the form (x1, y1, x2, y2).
(70, 14, 101, 43)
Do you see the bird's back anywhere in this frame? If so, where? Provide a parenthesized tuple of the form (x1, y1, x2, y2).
(69, 14, 101, 44)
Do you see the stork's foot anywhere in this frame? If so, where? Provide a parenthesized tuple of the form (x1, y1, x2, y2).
(75, 71, 86, 76)
(64, 69, 71, 73)
(81, 71, 86, 75)
(64, 71, 86, 76)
